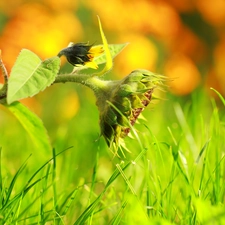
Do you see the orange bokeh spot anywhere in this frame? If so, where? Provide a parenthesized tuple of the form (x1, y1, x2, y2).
(45, 0, 78, 11)
(213, 37, 225, 92)
(114, 34, 158, 76)
(0, 0, 23, 15)
(205, 69, 224, 97)
(166, 26, 207, 63)
(162, 0, 195, 12)
(196, 0, 225, 26)
(85, 0, 181, 38)
(164, 54, 201, 95)
(0, 3, 83, 71)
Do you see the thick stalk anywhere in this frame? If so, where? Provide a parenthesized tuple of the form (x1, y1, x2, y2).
(54, 74, 113, 95)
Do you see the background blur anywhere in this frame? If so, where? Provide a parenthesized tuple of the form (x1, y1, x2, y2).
(0, 2, 225, 222)
(1, 0, 225, 95)
(0, 0, 225, 166)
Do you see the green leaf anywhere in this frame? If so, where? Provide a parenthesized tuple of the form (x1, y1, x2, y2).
(7, 49, 60, 104)
(4, 101, 52, 154)
(94, 43, 128, 66)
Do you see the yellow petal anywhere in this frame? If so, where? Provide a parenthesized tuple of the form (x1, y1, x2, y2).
(84, 61, 99, 69)
(89, 46, 104, 57)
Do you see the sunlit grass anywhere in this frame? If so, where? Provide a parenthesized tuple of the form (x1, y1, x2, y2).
(0, 88, 225, 224)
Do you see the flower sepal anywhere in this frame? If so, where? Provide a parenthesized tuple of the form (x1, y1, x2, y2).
(95, 69, 166, 147)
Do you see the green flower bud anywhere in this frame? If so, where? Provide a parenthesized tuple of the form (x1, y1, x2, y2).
(95, 69, 166, 147)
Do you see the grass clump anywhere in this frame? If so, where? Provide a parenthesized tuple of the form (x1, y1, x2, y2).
(0, 89, 224, 225)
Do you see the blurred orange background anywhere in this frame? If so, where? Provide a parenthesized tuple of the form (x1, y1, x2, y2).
(0, 0, 225, 97)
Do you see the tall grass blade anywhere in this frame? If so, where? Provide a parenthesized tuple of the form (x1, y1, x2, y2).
(0, 147, 2, 207)
(174, 103, 198, 158)
(116, 164, 136, 195)
(52, 148, 58, 212)
(25, 147, 72, 190)
(61, 189, 78, 216)
(109, 201, 127, 225)
(3, 154, 31, 207)
(210, 88, 225, 106)
(196, 140, 210, 163)
(74, 148, 148, 224)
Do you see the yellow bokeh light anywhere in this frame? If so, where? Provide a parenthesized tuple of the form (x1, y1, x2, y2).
(114, 34, 158, 77)
(56, 91, 80, 122)
(45, 0, 78, 11)
(85, 0, 181, 38)
(196, 0, 225, 26)
(0, 3, 83, 70)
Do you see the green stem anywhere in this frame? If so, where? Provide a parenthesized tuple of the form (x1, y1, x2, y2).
(0, 53, 8, 104)
(0, 53, 8, 83)
(54, 74, 111, 93)
(0, 84, 7, 104)
(0, 73, 115, 105)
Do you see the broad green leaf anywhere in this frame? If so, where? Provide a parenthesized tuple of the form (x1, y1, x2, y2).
(94, 43, 128, 65)
(5, 101, 51, 154)
(7, 49, 60, 104)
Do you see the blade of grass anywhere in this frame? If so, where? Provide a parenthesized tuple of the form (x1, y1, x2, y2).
(174, 103, 198, 158)
(144, 124, 166, 174)
(202, 154, 225, 199)
(3, 154, 31, 207)
(165, 160, 177, 220)
(74, 148, 148, 224)
(210, 88, 225, 106)
(52, 148, 58, 213)
(109, 200, 127, 225)
(0, 147, 2, 208)
(198, 145, 208, 198)
(90, 152, 99, 201)
(5, 175, 49, 222)
(25, 146, 73, 190)
(16, 181, 52, 222)
(108, 180, 131, 225)
(4, 147, 72, 224)
(196, 140, 210, 164)
(39, 163, 51, 224)
(87, 151, 99, 225)
(61, 189, 78, 216)
(115, 164, 136, 196)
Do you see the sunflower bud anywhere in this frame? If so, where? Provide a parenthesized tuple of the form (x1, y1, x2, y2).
(95, 69, 165, 147)
(57, 43, 104, 69)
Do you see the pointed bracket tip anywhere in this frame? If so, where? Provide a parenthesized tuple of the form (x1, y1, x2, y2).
(93, 16, 113, 77)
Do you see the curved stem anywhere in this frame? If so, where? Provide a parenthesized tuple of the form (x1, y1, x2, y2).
(0, 73, 112, 105)
(0, 50, 8, 83)
(0, 52, 8, 104)
(54, 74, 110, 93)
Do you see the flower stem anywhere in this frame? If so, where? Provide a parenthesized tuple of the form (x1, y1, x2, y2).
(0, 51, 8, 104)
(54, 74, 111, 93)
(0, 50, 8, 83)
